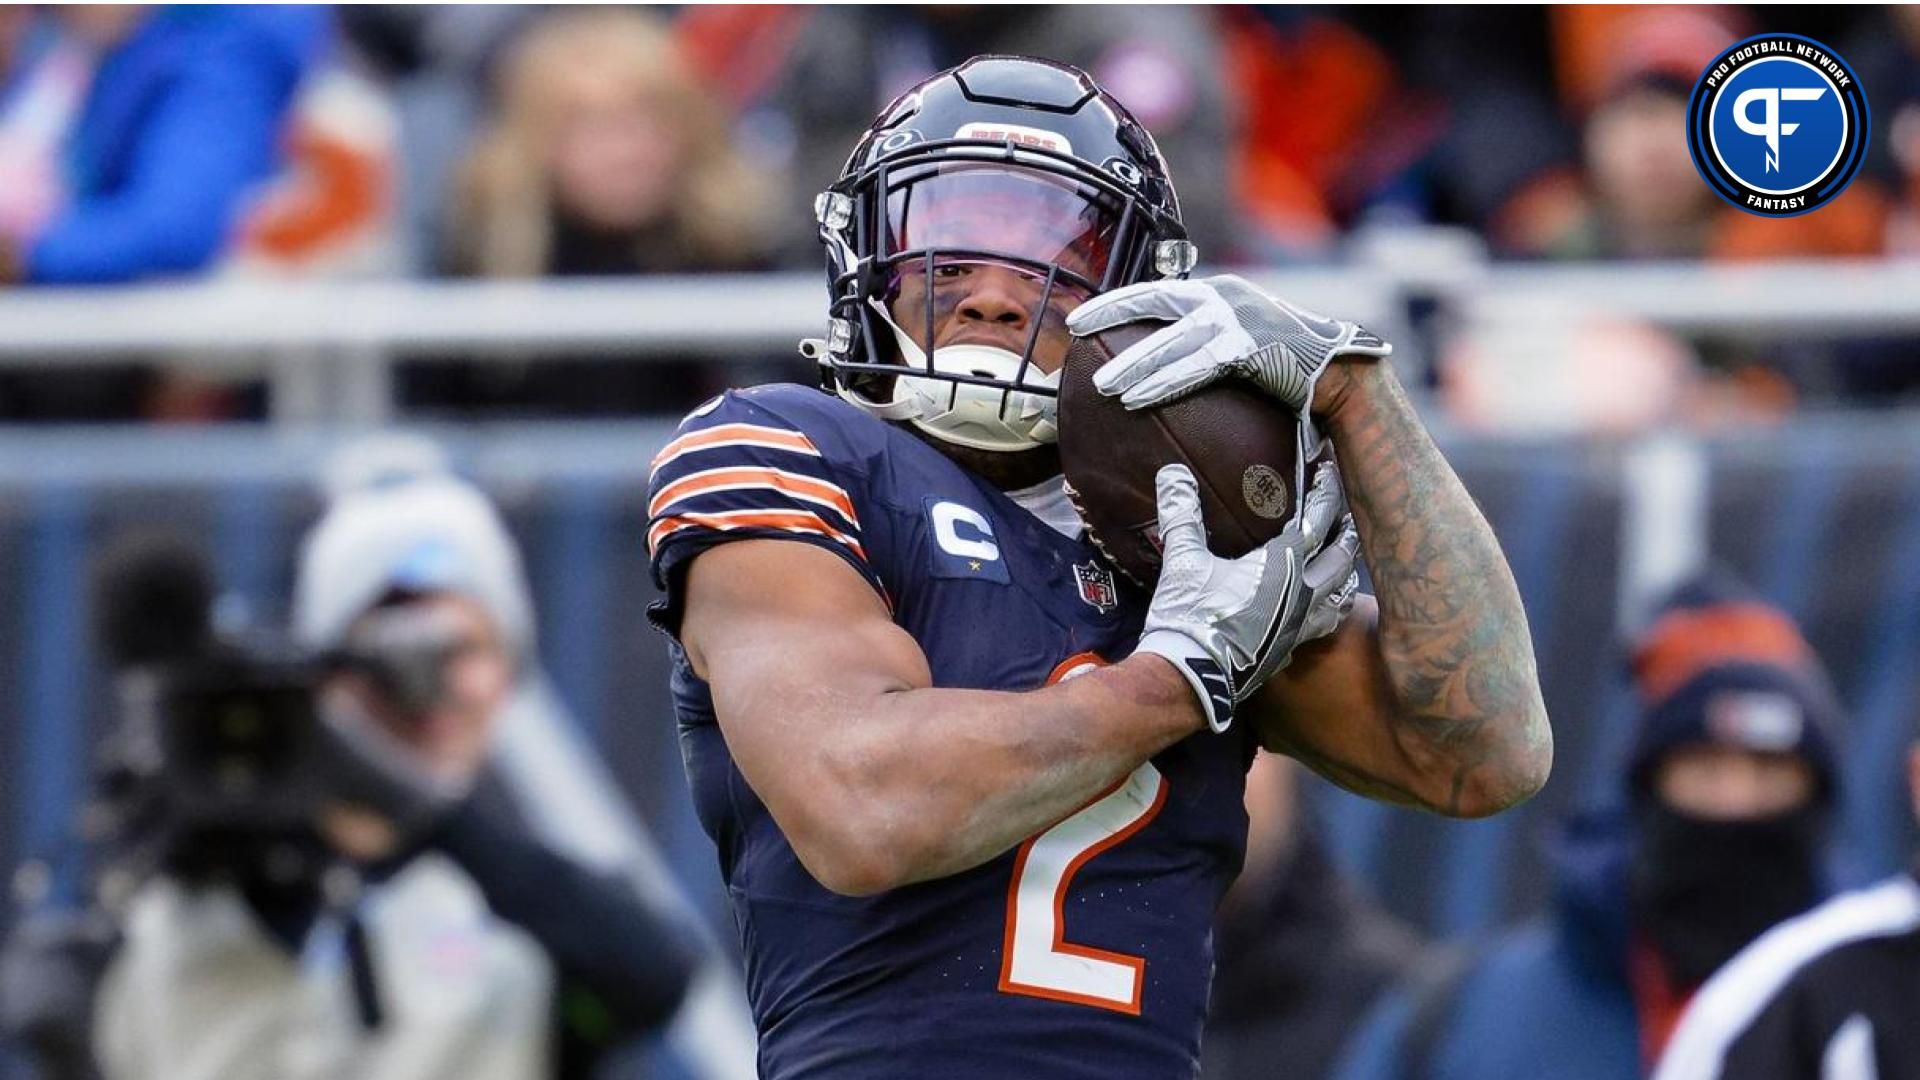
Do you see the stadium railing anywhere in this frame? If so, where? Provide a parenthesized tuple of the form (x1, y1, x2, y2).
(1, 253, 1915, 421)
(2, 249, 1919, 948)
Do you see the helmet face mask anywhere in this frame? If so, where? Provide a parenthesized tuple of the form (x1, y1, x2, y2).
(812, 56, 1194, 454)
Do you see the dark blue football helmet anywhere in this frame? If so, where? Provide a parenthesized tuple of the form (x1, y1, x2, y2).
(807, 55, 1196, 453)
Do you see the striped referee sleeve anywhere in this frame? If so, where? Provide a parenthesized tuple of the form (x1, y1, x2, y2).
(1654, 875, 1920, 1080)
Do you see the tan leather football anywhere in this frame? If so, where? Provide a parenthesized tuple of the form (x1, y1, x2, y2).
(1058, 320, 1329, 587)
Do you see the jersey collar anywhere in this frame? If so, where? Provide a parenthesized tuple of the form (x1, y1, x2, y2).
(1005, 475, 1084, 540)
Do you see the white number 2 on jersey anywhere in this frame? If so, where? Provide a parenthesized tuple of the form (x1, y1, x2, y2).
(998, 651, 1168, 1015)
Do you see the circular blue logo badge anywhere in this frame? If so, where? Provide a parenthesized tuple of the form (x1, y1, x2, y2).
(1687, 34, 1869, 217)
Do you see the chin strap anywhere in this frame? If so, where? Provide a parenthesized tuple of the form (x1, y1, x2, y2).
(838, 298, 1059, 453)
(833, 381, 921, 421)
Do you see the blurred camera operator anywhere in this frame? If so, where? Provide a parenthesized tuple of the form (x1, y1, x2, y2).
(6, 471, 699, 1080)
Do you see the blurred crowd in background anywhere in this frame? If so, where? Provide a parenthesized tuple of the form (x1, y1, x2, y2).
(1, 4, 1918, 422)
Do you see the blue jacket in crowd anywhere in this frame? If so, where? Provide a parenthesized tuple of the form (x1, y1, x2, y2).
(25, 6, 328, 283)
(1327, 812, 1644, 1080)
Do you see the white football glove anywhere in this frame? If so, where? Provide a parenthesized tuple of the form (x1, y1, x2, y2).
(1134, 460, 1361, 733)
(1066, 274, 1392, 413)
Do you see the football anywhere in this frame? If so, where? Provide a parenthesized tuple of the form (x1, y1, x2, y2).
(1058, 320, 1326, 587)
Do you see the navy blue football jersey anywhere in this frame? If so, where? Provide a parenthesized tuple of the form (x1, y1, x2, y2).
(647, 383, 1257, 1078)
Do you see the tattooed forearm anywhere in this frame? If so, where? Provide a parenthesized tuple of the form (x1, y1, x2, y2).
(1323, 364, 1552, 815)
(1264, 728, 1427, 810)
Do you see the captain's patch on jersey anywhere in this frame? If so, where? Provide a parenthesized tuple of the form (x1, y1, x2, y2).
(925, 497, 1011, 583)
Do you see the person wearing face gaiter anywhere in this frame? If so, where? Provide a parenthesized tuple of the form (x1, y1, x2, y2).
(1328, 574, 1841, 1080)
(1618, 645, 1840, 1064)
(1658, 700, 1920, 1079)
(1627, 799, 1826, 991)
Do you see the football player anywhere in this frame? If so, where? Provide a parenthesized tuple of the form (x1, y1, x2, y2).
(646, 55, 1551, 1077)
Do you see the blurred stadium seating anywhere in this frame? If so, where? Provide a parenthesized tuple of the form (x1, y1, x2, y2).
(0, 249, 1917, 945)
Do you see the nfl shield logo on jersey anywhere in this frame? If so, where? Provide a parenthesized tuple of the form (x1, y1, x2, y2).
(1074, 560, 1118, 614)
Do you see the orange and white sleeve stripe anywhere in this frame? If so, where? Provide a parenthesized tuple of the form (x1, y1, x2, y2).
(646, 422, 868, 563)
(649, 423, 821, 477)
(647, 465, 858, 530)
(647, 471, 865, 558)
(645, 508, 867, 562)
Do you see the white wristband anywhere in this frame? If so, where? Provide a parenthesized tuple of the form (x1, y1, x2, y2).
(1135, 629, 1236, 734)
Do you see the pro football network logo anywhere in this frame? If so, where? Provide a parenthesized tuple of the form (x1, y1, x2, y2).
(1687, 34, 1869, 218)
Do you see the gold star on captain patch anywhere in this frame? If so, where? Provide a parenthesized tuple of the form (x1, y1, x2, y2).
(968, 560, 983, 572)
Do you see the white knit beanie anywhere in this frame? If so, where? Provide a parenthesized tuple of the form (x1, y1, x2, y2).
(293, 441, 534, 656)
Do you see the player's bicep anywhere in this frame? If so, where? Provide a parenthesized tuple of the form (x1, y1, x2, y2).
(680, 538, 930, 804)
(681, 538, 929, 699)
(1248, 596, 1434, 810)
(679, 540, 931, 888)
